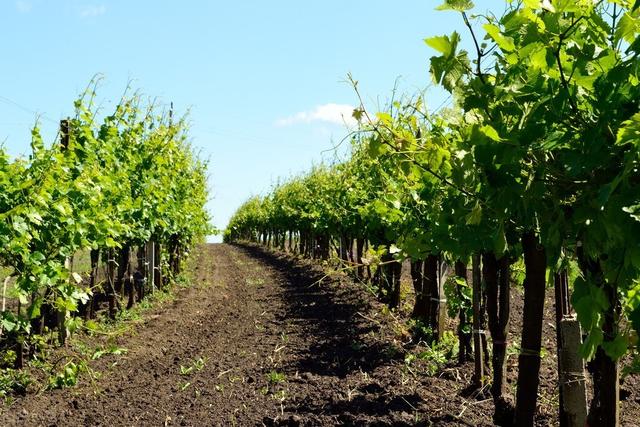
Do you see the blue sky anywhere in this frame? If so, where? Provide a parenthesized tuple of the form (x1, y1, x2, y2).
(0, 0, 497, 242)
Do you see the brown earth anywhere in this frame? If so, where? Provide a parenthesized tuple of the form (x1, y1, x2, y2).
(1, 243, 639, 426)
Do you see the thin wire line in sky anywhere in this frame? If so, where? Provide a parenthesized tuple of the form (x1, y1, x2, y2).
(0, 94, 57, 124)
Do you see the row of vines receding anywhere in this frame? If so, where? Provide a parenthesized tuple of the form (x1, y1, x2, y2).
(225, 1, 640, 426)
(0, 79, 210, 382)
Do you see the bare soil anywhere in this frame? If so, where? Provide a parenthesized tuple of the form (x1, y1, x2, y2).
(1, 243, 639, 426)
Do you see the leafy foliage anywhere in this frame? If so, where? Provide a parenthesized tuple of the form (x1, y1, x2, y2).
(226, 0, 640, 368)
(0, 81, 210, 352)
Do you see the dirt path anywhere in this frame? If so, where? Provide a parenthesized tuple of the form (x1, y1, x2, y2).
(0, 244, 425, 426)
(4, 244, 639, 426)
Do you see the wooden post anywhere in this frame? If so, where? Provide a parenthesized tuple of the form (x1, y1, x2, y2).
(147, 241, 155, 293)
(435, 257, 450, 341)
(153, 240, 162, 290)
(472, 253, 486, 387)
(105, 249, 117, 318)
(559, 316, 588, 427)
(88, 249, 100, 319)
(58, 119, 71, 344)
(60, 118, 70, 150)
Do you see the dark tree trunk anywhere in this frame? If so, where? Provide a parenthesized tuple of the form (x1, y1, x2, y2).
(153, 240, 162, 290)
(31, 289, 57, 336)
(136, 246, 146, 302)
(339, 234, 349, 261)
(377, 250, 401, 308)
(424, 255, 438, 329)
(88, 249, 100, 319)
(321, 234, 330, 260)
(455, 260, 472, 364)
(175, 243, 183, 275)
(411, 259, 429, 321)
(427, 254, 449, 342)
(299, 232, 304, 255)
(514, 231, 547, 426)
(125, 254, 135, 310)
(588, 347, 619, 427)
(356, 238, 365, 279)
(168, 235, 179, 276)
(577, 250, 620, 427)
(116, 245, 131, 297)
(388, 258, 402, 310)
(105, 248, 118, 318)
(310, 232, 317, 259)
(484, 252, 513, 425)
(365, 240, 372, 280)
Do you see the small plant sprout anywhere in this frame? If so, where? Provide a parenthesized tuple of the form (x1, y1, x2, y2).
(267, 370, 286, 385)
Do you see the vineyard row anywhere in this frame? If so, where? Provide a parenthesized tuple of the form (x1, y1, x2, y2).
(226, 1, 640, 426)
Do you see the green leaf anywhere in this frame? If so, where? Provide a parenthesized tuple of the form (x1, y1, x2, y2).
(429, 40, 470, 92)
(1, 316, 17, 332)
(26, 211, 43, 225)
(27, 298, 43, 319)
(480, 125, 502, 141)
(616, 112, 640, 147)
(602, 334, 629, 361)
(581, 328, 603, 360)
(523, 0, 540, 8)
(12, 217, 29, 235)
(572, 276, 609, 332)
(375, 112, 393, 125)
(494, 226, 507, 256)
(435, 0, 474, 11)
(529, 47, 549, 71)
(426, 36, 453, 57)
(483, 24, 515, 52)
(615, 13, 640, 45)
(31, 251, 45, 262)
(425, 32, 461, 58)
(18, 293, 29, 305)
(465, 202, 482, 225)
(352, 108, 365, 122)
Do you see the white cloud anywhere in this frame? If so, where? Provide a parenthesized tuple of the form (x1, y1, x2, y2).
(80, 4, 106, 18)
(275, 103, 357, 127)
(15, 1, 32, 13)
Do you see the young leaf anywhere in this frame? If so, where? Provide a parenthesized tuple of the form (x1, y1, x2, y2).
(435, 0, 474, 11)
(483, 24, 515, 52)
(425, 32, 460, 58)
(465, 202, 482, 225)
(601, 334, 629, 361)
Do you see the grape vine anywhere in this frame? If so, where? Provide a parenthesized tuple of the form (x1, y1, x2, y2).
(226, 1, 640, 425)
